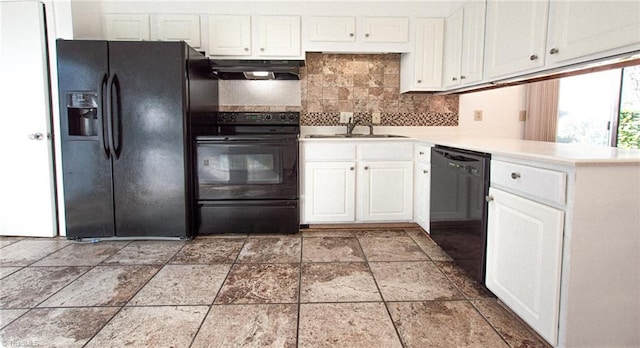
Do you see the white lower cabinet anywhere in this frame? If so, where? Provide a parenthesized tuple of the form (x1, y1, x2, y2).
(303, 161, 356, 222)
(486, 187, 564, 345)
(302, 141, 413, 224)
(413, 161, 430, 231)
(359, 161, 413, 221)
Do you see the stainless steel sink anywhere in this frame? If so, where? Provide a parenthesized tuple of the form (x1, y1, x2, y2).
(306, 134, 408, 139)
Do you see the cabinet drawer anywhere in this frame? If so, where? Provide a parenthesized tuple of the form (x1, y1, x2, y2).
(303, 142, 356, 161)
(359, 142, 413, 160)
(415, 144, 431, 163)
(491, 160, 566, 205)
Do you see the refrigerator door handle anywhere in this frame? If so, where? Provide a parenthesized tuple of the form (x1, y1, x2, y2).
(99, 73, 110, 158)
(106, 73, 118, 159)
(112, 74, 122, 158)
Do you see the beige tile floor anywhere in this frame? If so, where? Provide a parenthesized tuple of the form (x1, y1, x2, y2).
(0, 227, 550, 347)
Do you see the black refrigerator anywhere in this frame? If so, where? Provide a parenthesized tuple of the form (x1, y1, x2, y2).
(56, 40, 218, 239)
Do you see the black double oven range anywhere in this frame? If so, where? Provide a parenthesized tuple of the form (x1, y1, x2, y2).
(193, 112, 300, 235)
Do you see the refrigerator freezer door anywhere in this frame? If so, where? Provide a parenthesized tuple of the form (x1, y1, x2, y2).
(57, 40, 115, 238)
(108, 41, 189, 237)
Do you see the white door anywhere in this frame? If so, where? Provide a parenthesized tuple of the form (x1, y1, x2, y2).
(0, 1, 57, 237)
(303, 161, 356, 223)
(359, 161, 413, 221)
(485, 188, 564, 345)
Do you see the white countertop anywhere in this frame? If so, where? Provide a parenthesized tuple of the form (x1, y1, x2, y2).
(416, 135, 640, 166)
(301, 135, 640, 166)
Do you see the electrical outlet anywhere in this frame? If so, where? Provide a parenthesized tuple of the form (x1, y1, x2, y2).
(339, 112, 353, 123)
(371, 112, 381, 124)
(474, 110, 483, 121)
(519, 110, 527, 121)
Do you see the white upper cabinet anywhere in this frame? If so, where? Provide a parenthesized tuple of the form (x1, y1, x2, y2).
(257, 16, 301, 57)
(459, 0, 486, 85)
(208, 15, 251, 56)
(308, 16, 356, 42)
(362, 17, 409, 43)
(156, 14, 201, 48)
(103, 14, 150, 41)
(443, 8, 463, 88)
(546, 1, 640, 65)
(401, 18, 444, 92)
(484, 0, 549, 79)
(208, 15, 300, 58)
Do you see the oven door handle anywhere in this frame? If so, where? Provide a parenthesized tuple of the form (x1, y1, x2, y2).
(197, 137, 298, 143)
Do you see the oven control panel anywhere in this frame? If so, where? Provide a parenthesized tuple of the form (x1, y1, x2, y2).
(217, 112, 299, 125)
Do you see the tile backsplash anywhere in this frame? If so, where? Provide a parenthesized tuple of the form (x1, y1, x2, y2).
(219, 52, 459, 127)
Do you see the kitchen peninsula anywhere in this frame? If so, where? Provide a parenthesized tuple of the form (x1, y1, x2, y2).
(300, 135, 640, 347)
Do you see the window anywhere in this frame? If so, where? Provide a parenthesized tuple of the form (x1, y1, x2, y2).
(556, 65, 640, 148)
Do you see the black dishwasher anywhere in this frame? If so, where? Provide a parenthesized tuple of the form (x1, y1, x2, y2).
(430, 146, 490, 283)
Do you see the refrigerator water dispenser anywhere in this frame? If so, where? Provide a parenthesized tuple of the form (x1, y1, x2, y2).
(66, 92, 98, 136)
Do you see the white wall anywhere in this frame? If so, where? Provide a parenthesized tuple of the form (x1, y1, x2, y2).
(457, 85, 526, 138)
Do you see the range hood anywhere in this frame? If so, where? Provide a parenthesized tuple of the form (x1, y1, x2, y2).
(210, 59, 304, 80)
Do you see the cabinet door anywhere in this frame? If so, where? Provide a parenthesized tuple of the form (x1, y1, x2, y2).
(303, 162, 356, 223)
(157, 14, 201, 48)
(103, 14, 150, 41)
(362, 17, 409, 43)
(359, 161, 413, 221)
(443, 8, 463, 88)
(414, 18, 444, 89)
(258, 16, 301, 57)
(208, 15, 251, 56)
(460, 0, 486, 84)
(547, 1, 640, 64)
(485, 187, 564, 345)
(308, 16, 356, 42)
(414, 162, 431, 231)
(484, 0, 548, 79)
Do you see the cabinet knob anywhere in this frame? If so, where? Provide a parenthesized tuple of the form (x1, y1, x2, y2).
(419, 151, 424, 155)
(260, 48, 265, 52)
(485, 195, 494, 202)
(244, 47, 249, 52)
(452, 77, 457, 81)
(350, 167, 354, 171)
(349, 33, 354, 37)
(423, 170, 428, 174)
(511, 172, 521, 179)
(460, 75, 466, 80)
(417, 80, 422, 83)
(529, 54, 538, 61)
(365, 33, 370, 38)
(364, 166, 369, 170)
(549, 48, 559, 55)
